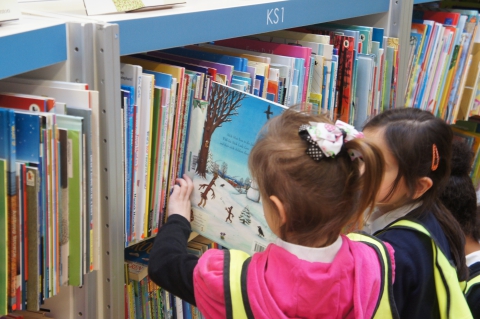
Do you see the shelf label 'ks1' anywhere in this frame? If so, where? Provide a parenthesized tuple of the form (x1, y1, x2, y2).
(267, 7, 284, 25)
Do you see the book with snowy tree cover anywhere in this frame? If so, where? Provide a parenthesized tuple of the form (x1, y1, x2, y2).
(183, 82, 286, 254)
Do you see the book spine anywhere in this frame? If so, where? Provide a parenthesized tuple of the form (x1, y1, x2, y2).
(7, 110, 17, 311)
(0, 159, 7, 315)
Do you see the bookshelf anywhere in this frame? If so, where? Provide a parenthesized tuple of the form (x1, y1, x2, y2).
(9, 0, 419, 318)
(0, 16, 66, 80)
(0, 12, 99, 319)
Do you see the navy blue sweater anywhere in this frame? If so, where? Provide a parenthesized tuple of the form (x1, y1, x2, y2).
(467, 262, 480, 318)
(374, 208, 453, 319)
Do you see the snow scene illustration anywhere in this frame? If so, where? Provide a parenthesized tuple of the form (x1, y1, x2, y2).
(184, 82, 285, 254)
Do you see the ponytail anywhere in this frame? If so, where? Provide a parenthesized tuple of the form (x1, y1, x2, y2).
(343, 139, 384, 230)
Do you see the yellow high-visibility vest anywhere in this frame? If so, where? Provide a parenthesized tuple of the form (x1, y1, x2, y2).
(223, 233, 398, 319)
(465, 267, 480, 300)
(379, 219, 473, 319)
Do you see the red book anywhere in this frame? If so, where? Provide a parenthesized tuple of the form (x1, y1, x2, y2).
(0, 93, 55, 113)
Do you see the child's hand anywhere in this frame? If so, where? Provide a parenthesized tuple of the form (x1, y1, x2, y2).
(167, 175, 194, 221)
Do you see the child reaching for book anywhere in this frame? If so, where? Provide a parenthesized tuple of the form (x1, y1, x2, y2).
(439, 140, 480, 317)
(363, 108, 471, 319)
(148, 109, 397, 319)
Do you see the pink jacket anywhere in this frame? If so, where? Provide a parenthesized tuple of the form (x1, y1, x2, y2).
(193, 235, 395, 319)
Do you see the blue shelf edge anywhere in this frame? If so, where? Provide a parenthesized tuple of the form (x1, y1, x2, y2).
(0, 23, 67, 80)
(114, 0, 390, 55)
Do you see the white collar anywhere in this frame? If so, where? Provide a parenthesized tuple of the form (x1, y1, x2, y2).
(364, 202, 422, 235)
(274, 236, 342, 263)
(466, 250, 480, 267)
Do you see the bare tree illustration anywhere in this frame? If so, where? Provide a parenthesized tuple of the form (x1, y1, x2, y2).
(195, 84, 247, 177)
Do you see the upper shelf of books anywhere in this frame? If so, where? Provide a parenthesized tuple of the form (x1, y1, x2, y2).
(0, 15, 66, 80)
(20, 0, 389, 56)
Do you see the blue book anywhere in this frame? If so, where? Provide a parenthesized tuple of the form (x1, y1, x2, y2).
(255, 74, 265, 98)
(330, 56, 339, 114)
(163, 47, 247, 72)
(182, 300, 192, 319)
(143, 70, 173, 89)
(0, 108, 16, 309)
(372, 27, 385, 49)
(294, 58, 305, 103)
(121, 87, 134, 248)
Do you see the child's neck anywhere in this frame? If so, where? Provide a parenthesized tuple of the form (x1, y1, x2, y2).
(465, 236, 480, 256)
(375, 198, 413, 215)
(286, 234, 337, 248)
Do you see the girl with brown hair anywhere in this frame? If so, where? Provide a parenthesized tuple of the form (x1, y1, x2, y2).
(363, 107, 471, 318)
(149, 109, 396, 319)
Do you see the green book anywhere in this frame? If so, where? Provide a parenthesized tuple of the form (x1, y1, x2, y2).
(57, 115, 83, 287)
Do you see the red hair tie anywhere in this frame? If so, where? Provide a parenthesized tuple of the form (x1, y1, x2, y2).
(432, 144, 440, 171)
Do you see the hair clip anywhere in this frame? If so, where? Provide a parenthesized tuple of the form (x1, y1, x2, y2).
(299, 121, 364, 162)
(431, 144, 440, 171)
(299, 124, 325, 161)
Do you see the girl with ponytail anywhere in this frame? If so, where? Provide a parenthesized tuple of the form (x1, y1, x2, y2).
(149, 108, 397, 319)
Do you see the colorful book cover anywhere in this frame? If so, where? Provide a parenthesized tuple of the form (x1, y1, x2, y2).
(0, 93, 55, 113)
(183, 82, 286, 254)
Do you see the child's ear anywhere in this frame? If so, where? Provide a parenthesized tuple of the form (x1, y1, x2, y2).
(269, 195, 287, 226)
(412, 177, 433, 200)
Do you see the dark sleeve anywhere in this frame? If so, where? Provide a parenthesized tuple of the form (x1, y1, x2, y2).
(467, 286, 480, 318)
(147, 214, 199, 306)
(377, 229, 438, 319)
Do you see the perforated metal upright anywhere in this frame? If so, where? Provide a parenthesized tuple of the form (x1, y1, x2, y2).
(93, 22, 125, 319)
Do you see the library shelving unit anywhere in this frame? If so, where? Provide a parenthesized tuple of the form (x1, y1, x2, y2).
(12, 0, 428, 317)
(0, 11, 103, 319)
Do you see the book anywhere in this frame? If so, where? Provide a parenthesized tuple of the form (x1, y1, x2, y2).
(0, 109, 17, 311)
(66, 107, 93, 273)
(0, 93, 55, 113)
(81, 0, 186, 16)
(0, 0, 19, 22)
(183, 82, 286, 254)
(25, 167, 39, 311)
(124, 237, 154, 282)
(0, 159, 7, 315)
(56, 115, 83, 287)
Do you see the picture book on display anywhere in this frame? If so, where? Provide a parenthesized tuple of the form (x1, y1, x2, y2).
(81, 0, 186, 15)
(183, 82, 286, 254)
